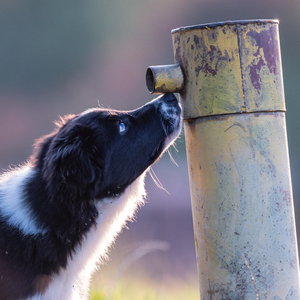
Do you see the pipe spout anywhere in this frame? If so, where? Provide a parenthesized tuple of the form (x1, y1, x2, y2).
(146, 63, 184, 94)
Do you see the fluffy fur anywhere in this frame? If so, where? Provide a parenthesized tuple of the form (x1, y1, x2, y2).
(0, 93, 181, 300)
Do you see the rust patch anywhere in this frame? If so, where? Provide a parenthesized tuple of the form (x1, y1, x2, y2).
(193, 37, 230, 78)
(193, 34, 200, 48)
(247, 26, 279, 94)
(249, 56, 265, 94)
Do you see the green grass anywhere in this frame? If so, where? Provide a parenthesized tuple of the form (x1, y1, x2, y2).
(90, 276, 199, 300)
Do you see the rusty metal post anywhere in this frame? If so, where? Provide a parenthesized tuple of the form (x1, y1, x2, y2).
(147, 20, 300, 299)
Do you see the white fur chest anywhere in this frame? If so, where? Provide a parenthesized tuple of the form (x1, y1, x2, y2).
(29, 174, 146, 300)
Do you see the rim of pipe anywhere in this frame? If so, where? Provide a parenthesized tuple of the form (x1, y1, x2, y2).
(146, 68, 155, 94)
(171, 19, 279, 33)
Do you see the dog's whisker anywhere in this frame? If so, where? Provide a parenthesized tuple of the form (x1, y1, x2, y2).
(172, 141, 179, 153)
(167, 148, 179, 167)
(149, 167, 170, 195)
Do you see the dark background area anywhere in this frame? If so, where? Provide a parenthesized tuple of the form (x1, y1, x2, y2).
(0, 0, 299, 286)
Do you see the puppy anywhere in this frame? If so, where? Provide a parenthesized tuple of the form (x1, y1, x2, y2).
(0, 93, 181, 300)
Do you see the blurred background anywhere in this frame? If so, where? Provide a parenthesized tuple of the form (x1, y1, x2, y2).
(0, 0, 299, 298)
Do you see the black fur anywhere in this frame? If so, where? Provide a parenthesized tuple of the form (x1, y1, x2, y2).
(0, 93, 181, 299)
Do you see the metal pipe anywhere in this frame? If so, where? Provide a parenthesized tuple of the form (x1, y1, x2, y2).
(147, 19, 300, 299)
(146, 63, 184, 94)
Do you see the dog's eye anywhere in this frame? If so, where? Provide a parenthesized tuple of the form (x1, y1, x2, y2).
(119, 122, 127, 133)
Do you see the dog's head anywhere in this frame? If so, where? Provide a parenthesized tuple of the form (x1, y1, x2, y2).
(32, 93, 181, 200)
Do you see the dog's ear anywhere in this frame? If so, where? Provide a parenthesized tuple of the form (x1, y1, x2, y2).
(43, 123, 101, 188)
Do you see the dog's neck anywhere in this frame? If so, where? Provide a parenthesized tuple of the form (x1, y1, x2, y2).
(39, 173, 146, 300)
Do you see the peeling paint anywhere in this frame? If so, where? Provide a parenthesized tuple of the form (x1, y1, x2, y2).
(248, 28, 278, 76)
(245, 26, 280, 96)
(172, 23, 243, 119)
(238, 23, 284, 112)
(249, 53, 265, 94)
(171, 20, 285, 119)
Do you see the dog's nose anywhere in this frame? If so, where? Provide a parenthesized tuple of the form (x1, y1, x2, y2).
(160, 92, 177, 103)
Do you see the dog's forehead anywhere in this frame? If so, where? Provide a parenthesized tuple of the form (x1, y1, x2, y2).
(79, 108, 110, 117)
(74, 101, 159, 127)
(77, 107, 137, 123)
(75, 108, 116, 122)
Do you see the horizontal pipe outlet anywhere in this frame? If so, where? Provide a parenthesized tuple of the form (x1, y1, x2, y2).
(146, 64, 184, 94)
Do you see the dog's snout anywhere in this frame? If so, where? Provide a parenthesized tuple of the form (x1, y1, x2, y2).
(155, 92, 181, 118)
(160, 92, 177, 103)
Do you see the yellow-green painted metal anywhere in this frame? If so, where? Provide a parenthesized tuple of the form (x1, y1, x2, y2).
(146, 64, 184, 94)
(171, 20, 286, 119)
(146, 19, 300, 299)
(174, 20, 300, 299)
(185, 112, 299, 299)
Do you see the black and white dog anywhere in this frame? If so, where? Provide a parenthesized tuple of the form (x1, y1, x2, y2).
(0, 93, 181, 300)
